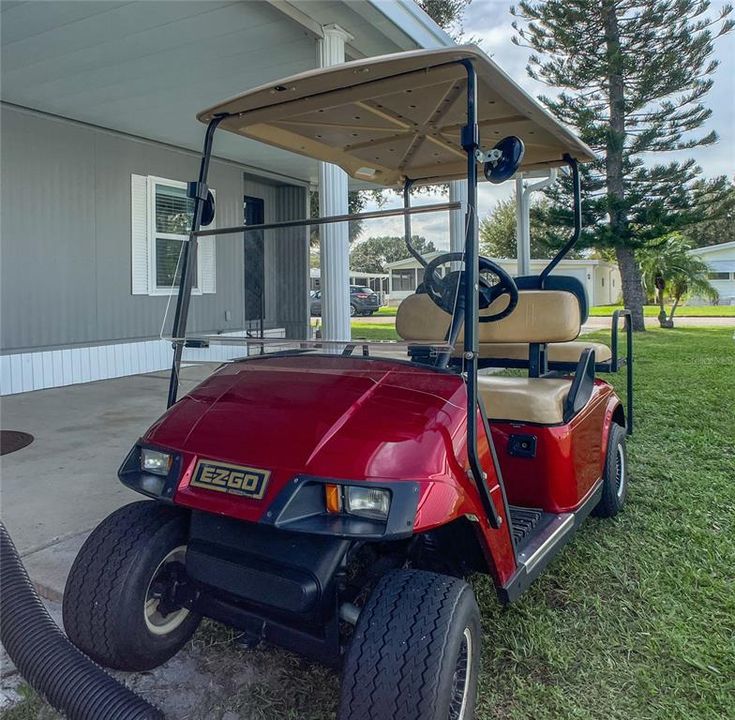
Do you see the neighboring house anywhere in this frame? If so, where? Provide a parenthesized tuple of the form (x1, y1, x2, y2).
(687, 241, 735, 305)
(0, 0, 452, 394)
(385, 253, 622, 306)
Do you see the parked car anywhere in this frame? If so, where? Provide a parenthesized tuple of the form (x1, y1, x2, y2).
(310, 285, 381, 316)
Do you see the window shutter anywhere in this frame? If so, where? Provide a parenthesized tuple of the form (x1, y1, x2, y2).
(198, 235, 216, 294)
(131, 175, 149, 295)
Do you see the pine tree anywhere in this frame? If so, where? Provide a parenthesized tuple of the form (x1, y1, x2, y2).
(512, 0, 732, 330)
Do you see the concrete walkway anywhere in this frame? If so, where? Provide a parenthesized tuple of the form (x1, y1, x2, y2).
(1, 364, 215, 599)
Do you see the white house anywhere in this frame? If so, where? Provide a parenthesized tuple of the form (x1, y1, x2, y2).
(385, 253, 622, 306)
(688, 241, 735, 305)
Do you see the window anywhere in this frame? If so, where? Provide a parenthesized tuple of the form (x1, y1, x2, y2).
(708, 271, 730, 280)
(392, 269, 416, 292)
(131, 175, 216, 296)
(601, 277, 605, 287)
(153, 182, 196, 290)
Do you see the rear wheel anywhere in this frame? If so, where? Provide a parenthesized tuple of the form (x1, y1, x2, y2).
(350, 304, 357, 317)
(593, 422, 627, 518)
(338, 569, 481, 720)
(63, 501, 200, 671)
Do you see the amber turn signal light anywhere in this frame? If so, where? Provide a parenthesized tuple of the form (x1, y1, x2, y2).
(325, 483, 343, 513)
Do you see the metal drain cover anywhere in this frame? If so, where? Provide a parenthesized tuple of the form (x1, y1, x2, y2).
(0, 431, 34, 456)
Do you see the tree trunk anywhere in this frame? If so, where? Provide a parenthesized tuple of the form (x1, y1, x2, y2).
(603, 1, 646, 331)
(616, 245, 647, 331)
(656, 289, 667, 328)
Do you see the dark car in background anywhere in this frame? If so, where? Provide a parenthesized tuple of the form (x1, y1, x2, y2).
(310, 286, 382, 316)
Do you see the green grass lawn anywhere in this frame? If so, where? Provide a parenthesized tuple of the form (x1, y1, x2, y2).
(350, 320, 399, 341)
(374, 305, 398, 317)
(6, 329, 734, 720)
(589, 304, 735, 317)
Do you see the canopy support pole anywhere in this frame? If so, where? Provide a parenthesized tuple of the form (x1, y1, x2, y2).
(459, 59, 502, 531)
(167, 115, 225, 408)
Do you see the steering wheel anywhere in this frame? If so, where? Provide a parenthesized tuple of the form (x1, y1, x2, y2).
(422, 252, 519, 323)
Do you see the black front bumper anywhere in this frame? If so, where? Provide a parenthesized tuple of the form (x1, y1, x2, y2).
(185, 512, 350, 663)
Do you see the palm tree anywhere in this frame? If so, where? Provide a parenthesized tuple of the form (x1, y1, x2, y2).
(639, 234, 719, 328)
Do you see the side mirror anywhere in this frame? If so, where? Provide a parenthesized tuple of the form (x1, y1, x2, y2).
(483, 136, 525, 184)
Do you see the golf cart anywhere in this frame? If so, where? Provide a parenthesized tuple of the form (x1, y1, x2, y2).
(63, 47, 631, 720)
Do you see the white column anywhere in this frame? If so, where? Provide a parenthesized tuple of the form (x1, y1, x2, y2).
(449, 180, 468, 254)
(516, 170, 557, 277)
(515, 177, 529, 276)
(318, 25, 353, 342)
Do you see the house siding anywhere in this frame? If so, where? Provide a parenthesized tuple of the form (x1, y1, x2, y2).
(1, 105, 309, 393)
(1, 104, 308, 353)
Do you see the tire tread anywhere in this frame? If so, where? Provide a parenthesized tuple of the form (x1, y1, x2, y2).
(63, 501, 187, 669)
(338, 569, 477, 720)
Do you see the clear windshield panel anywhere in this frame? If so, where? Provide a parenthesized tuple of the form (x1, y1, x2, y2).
(158, 202, 467, 381)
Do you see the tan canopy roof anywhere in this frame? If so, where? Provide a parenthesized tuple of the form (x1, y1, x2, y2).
(198, 46, 595, 187)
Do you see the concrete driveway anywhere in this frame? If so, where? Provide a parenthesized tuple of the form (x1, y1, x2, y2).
(1, 364, 215, 598)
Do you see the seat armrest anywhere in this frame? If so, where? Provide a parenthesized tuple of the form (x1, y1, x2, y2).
(563, 348, 596, 423)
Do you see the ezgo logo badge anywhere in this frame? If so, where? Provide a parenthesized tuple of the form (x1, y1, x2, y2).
(190, 460, 270, 499)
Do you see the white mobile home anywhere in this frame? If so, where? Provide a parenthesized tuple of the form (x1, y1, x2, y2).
(688, 241, 735, 305)
(0, 0, 452, 394)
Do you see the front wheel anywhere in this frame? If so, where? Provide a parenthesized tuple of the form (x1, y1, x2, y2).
(349, 304, 357, 317)
(63, 501, 200, 671)
(338, 570, 481, 720)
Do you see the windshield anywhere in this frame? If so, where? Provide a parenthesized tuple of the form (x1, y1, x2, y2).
(159, 200, 466, 396)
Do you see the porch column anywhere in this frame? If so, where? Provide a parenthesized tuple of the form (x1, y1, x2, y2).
(318, 24, 353, 341)
(515, 177, 529, 275)
(449, 180, 468, 254)
(515, 170, 557, 276)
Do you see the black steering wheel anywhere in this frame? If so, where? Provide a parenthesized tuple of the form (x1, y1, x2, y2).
(422, 252, 519, 323)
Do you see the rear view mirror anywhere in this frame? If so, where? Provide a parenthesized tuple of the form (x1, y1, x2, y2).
(483, 136, 525, 184)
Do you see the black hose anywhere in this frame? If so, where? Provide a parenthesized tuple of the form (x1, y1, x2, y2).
(0, 521, 164, 720)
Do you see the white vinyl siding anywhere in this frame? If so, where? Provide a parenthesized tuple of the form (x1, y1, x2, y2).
(131, 174, 215, 296)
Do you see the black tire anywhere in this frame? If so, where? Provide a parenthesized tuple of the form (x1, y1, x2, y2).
(593, 422, 627, 518)
(350, 304, 357, 317)
(338, 569, 481, 720)
(63, 501, 200, 671)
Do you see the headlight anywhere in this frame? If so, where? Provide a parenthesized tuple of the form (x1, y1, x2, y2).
(344, 486, 391, 521)
(141, 448, 172, 476)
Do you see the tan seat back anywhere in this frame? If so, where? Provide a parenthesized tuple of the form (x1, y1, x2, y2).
(396, 290, 581, 344)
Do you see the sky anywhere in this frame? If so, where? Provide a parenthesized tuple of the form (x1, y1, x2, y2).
(357, 0, 735, 251)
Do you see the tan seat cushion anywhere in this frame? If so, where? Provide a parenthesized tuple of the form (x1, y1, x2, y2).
(470, 341, 612, 364)
(478, 376, 572, 424)
(396, 291, 580, 344)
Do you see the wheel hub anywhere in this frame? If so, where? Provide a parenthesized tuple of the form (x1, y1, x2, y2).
(448, 627, 473, 720)
(144, 546, 191, 636)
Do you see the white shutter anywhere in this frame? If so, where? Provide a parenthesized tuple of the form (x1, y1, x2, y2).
(198, 236, 216, 294)
(131, 174, 149, 295)
(198, 192, 216, 294)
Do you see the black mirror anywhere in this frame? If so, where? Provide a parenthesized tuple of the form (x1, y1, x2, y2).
(483, 136, 525, 184)
(201, 190, 215, 227)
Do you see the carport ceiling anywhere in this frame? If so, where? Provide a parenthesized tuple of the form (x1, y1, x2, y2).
(0, 1, 424, 185)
